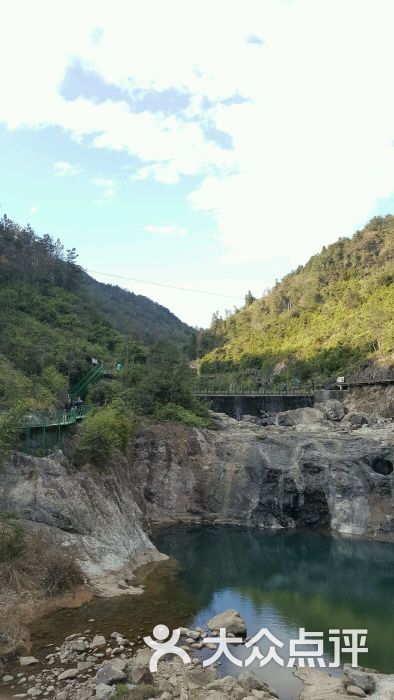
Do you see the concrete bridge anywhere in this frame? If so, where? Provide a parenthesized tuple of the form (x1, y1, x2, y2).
(194, 392, 315, 419)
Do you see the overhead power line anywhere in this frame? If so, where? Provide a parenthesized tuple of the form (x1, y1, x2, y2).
(86, 268, 244, 300)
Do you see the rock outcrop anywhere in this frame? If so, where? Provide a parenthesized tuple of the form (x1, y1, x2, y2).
(132, 413, 394, 540)
(0, 450, 165, 589)
(0, 407, 393, 587)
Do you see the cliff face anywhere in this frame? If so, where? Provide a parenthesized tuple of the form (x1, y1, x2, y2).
(0, 450, 164, 590)
(131, 414, 394, 540)
(0, 413, 393, 586)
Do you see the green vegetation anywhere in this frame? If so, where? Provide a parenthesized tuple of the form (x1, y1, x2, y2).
(154, 402, 212, 428)
(77, 402, 134, 466)
(198, 216, 394, 386)
(0, 216, 209, 456)
(0, 401, 31, 452)
(115, 685, 160, 700)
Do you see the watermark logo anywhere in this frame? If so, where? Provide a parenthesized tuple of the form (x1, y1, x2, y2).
(143, 626, 368, 672)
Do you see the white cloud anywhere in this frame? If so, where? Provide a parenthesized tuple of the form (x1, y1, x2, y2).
(54, 161, 81, 177)
(1, 0, 394, 264)
(91, 177, 114, 203)
(145, 224, 187, 236)
(29, 205, 38, 214)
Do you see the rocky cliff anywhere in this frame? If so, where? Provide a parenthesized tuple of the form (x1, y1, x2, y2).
(131, 411, 394, 539)
(0, 407, 393, 585)
(0, 450, 165, 593)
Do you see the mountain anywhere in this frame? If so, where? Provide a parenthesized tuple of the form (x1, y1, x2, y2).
(198, 215, 394, 385)
(0, 215, 193, 409)
(82, 275, 192, 347)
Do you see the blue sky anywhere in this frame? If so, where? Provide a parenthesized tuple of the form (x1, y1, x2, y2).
(1, 0, 394, 326)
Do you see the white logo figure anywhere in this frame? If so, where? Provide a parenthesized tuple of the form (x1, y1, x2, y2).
(245, 628, 284, 667)
(203, 628, 243, 668)
(143, 625, 191, 672)
(288, 628, 325, 668)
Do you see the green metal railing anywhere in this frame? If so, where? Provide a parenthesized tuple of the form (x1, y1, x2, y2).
(20, 361, 119, 456)
(22, 405, 92, 456)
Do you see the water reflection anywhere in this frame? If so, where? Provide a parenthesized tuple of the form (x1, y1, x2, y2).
(28, 527, 394, 700)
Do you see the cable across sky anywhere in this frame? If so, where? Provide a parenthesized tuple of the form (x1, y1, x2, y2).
(87, 269, 244, 300)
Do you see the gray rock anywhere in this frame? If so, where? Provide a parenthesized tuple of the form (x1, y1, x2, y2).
(58, 668, 79, 681)
(324, 399, 345, 421)
(127, 648, 154, 685)
(347, 414, 369, 428)
(95, 684, 116, 699)
(346, 686, 366, 698)
(19, 657, 39, 667)
(2, 675, 14, 682)
(343, 666, 376, 694)
(94, 660, 126, 686)
(208, 609, 246, 636)
(277, 407, 324, 427)
(238, 671, 272, 694)
(111, 658, 126, 672)
(92, 635, 106, 649)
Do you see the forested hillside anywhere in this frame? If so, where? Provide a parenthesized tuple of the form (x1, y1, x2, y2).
(199, 215, 394, 386)
(0, 216, 194, 414)
(83, 276, 192, 348)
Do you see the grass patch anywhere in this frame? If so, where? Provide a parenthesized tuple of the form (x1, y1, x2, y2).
(154, 402, 212, 428)
(115, 685, 160, 699)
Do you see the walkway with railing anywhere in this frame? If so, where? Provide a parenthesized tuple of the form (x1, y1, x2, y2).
(193, 367, 394, 397)
(21, 362, 119, 455)
(23, 404, 92, 456)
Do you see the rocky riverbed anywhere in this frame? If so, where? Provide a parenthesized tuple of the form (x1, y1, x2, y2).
(2, 609, 394, 700)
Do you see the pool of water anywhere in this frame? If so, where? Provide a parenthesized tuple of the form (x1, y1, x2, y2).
(27, 527, 394, 700)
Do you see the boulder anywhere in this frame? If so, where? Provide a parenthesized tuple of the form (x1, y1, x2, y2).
(346, 686, 366, 698)
(343, 666, 376, 694)
(276, 407, 324, 427)
(58, 668, 79, 681)
(92, 635, 107, 649)
(19, 657, 39, 666)
(94, 660, 126, 686)
(324, 399, 345, 421)
(207, 609, 246, 636)
(95, 683, 116, 699)
(347, 414, 369, 428)
(179, 628, 201, 641)
(127, 648, 154, 685)
(241, 415, 261, 425)
(111, 658, 126, 672)
(238, 671, 273, 694)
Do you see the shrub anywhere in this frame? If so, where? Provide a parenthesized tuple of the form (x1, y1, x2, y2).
(0, 401, 31, 453)
(154, 402, 212, 428)
(40, 366, 68, 402)
(0, 529, 83, 596)
(0, 356, 33, 409)
(115, 685, 160, 699)
(0, 516, 26, 563)
(28, 535, 84, 595)
(77, 402, 133, 465)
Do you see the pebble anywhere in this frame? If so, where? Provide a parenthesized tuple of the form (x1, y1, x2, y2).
(19, 658, 39, 667)
(3, 675, 14, 682)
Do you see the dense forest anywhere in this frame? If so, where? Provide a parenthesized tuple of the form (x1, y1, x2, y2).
(0, 216, 209, 454)
(198, 215, 394, 388)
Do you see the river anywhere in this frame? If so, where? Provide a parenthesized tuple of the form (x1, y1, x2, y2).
(27, 526, 394, 700)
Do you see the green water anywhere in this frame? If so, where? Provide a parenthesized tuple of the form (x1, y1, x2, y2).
(28, 527, 394, 700)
